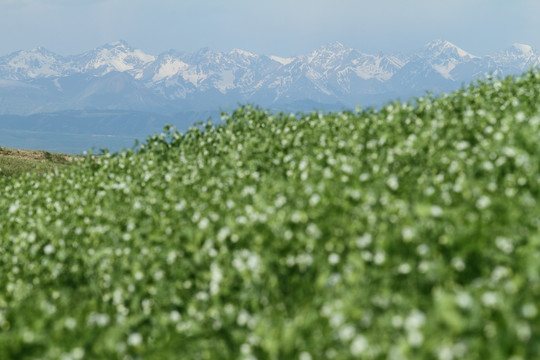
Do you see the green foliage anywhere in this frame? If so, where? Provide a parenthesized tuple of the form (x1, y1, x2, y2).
(2, 70, 540, 359)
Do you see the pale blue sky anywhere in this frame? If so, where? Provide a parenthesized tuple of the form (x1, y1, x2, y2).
(0, 0, 538, 57)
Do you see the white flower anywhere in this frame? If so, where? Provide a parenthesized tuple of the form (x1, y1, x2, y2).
(438, 346, 454, 360)
(418, 261, 430, 273)
(451, 257, 466, 272)
(359, 173, 370, 182)
(274, 195, 287, 208)
(198, 217, 210, 230)
(402, 227, 415, 242)
(521, 303, 537, 319)
(71, 348, 85, 360)
(169, 311, 181, 322)
(350, 335, 368, 356)
(491, 266, 509, 282)
(398, 263, 411, 274)
(495, 237, 514, 254)
(8, 202, 20, 214)
(387, 175, 399, 190)
(306, 223, 321, 239)
(44, 244, 55, 255)
(64, 317, 77, 330)
(329, 312, 345, 328)
(134, 271, 144, 281)
(127, 332, 143, 346)
(240, 343, 251, 355)
(153, 270, 164, 281)
(476, 196, 491, 209)
(166, 251, 177, 264)
(416, 244, 429, 256)
(210, 263, 223, 295)
(456, 292, 473, 309)
(237, 310, 251, 326)
(175, 201, 186, 211)
(516, 322, 531, 342)
(481, 292, 498, 307)
(328, 253, 340, 265)
(373, 251, 386, 265)
(356, 234, 372, 248)
(246, 252, 261, 271)
(339, 325, 356, 341)
(341, 164, 353, 174)
(87, 313, 110, 327)
(309, 194, 321, 206)
(405, 310, 426, 331)
(430, 206, 443, 217)
(407, 330, 424, 347)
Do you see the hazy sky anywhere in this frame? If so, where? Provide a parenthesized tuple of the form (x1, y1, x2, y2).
(1, 0, 538, 57)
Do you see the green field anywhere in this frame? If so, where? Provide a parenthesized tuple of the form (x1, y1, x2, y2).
(1, 70, 540, 359)
(0, 146, 72, 178)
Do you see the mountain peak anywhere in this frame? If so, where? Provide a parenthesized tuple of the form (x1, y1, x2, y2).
(510, 43, 534, 56)
(424, 40, 477, 59)
(229, 48, 256, 57)
(426, 39, 453, 48)
(27, 46, 58, 56)
(308, 42, 351, 62)
(320, 41, 347, 52)
(424, 40, 456, 51)
(100, 40, 131, 51)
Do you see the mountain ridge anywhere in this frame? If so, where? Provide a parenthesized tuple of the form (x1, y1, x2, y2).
(0, 40, 538, 115)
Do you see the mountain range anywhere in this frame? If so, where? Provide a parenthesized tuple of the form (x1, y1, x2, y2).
(1, 40, 539, 116)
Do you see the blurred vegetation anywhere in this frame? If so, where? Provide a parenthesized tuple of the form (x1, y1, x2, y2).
(1, 70, 540, 359)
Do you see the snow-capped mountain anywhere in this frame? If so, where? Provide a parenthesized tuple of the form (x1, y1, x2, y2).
(422, 40, 478, 79)
(263, 42, 404, 105)
(0, 47, 69, 80)
(70, 40, 155, 78)
(0, 40, 538, 115)
(484, 43, 540, 76)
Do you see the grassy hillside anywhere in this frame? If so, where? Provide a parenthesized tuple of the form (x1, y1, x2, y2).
(0, 146, 72, 178)
(1, 70, 540, 359)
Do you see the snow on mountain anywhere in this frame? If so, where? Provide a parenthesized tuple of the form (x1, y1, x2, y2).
(264, 41, 405, 104)
(306, 41, 350, 64)
(420, 40, 479, 80)
(149, 54, 190, 82)
(511, 43, 534, 57)
(0, 40, 537, 115)
(424, 40, 478, 60)
(350, 55, 404, 81)
(304, 42, 404, 82)
(70, 41, 155, 78)
(489, 43, 539, 71)
(228, 48, 257, 62)
(0, 47, 68, 80)
(270, 56, 294, 65)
